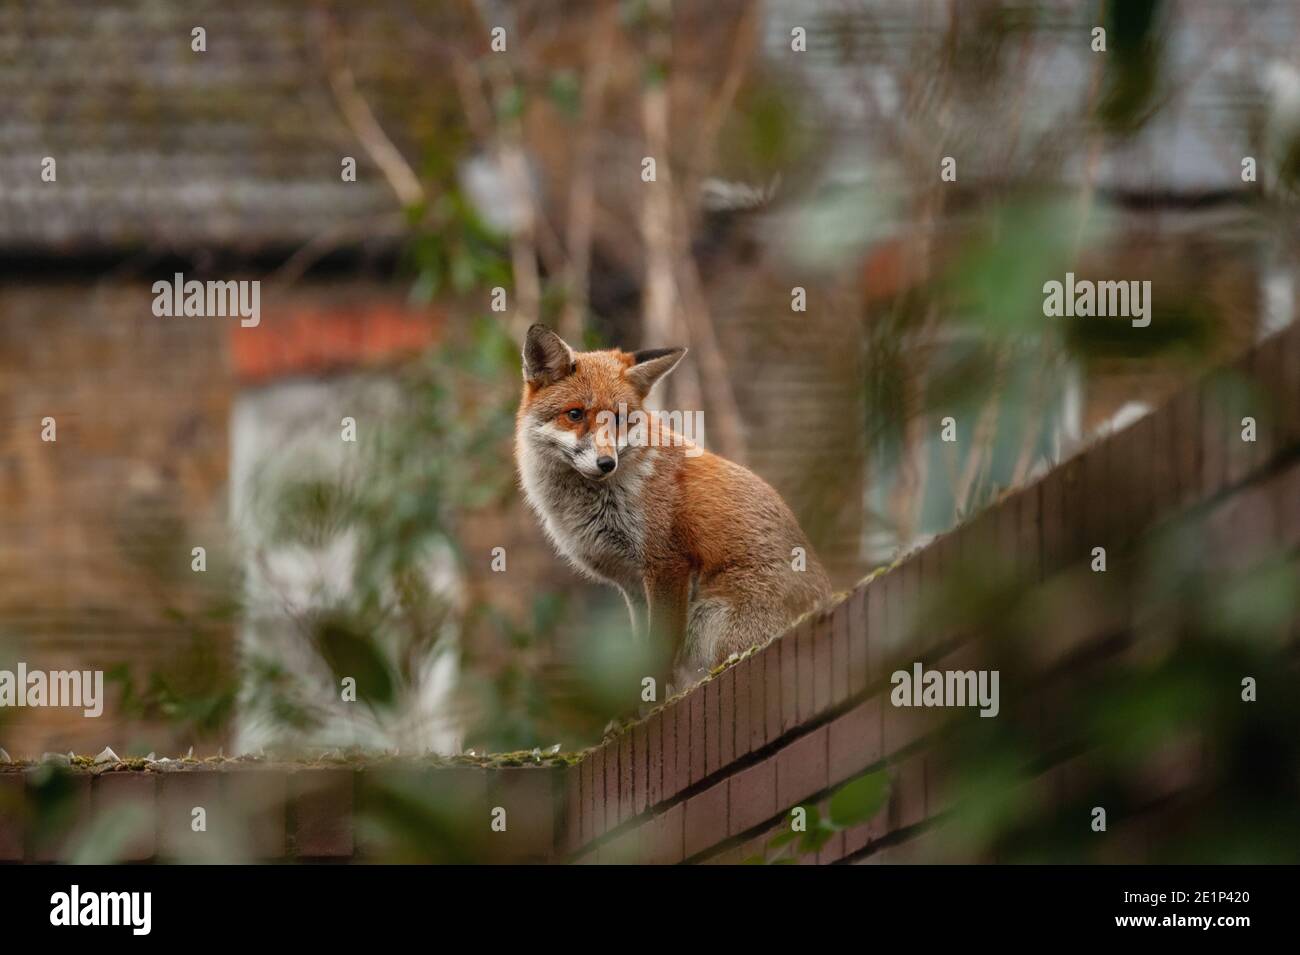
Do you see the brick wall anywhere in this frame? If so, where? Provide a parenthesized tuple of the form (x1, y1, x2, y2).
(1, 317, 1296, 862)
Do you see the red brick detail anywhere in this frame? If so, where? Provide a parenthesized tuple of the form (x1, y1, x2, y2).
(588, 745, 606, 841)
(812, 612, 833, 714)
(604, 740, 621, 831)
(780, 627, 799, 734)
(229, 303, 441, 385)
(704, 677, 721, 776)
(683, 780, 729, 859)
(728, 757, 777, 836)
(776, 726, 829, 810)
(632, 723, 648, 816)
(848, 587, 869, 695)
(829, 696, 883, 786)
(646, 712, 663, 810)
(618, 733, 634, 823)
(645, 803, 685, 865)
(718, 667, 736, 768)
(733, 657, 752, 760)
(674, 696, 692, 796)
(796, 619, 815, 723)
(763, 641, 782, 745)
(689, 690, 707, 785)
(580, 751, 598, 844)
(831, 600, 851, 705)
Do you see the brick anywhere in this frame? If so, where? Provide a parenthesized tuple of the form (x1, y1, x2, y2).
(831, 599, 850, 705)
(588, 745, 606, 840)
(797, 619, 816, 722)
(619, 733, 634, 822)
(728, 757, 777, 835)
(159, 769, 222, 861)
(580, 751, 597, 843)
(683, 780, 728, 859)
(704, 677, 721, 777)
(866, 576, 887, 683)
(829, 696, 882, 786)
(674, 697, 692, 795)
(646, 712, 663, 810)
(776, 726, 829, 810)
(883, 653, 960, 756)
(733, 657, 752, 759)
(92, 771, 157, 862)
(904, 548, 923, 645)
(602, 818, 645, 864)
(224, 768, 287, 859)
(780, 627, 799, 733)
(848, 586, 868, 694)
(764, 641, 782, 744)
(0, 772, 25, 860)
(632, 723, 648, 816)
(689, 690, 706, 784)
(813, 611, 833, 713)
(645, 803, 684, 865)
(291, 768, 354, 858)
(659, 704, 678, 804)
(880, 566, 908, 667)
(604, 739, 621, 830)
(718, 667, 736, 768)
(560, 766, 581, 856)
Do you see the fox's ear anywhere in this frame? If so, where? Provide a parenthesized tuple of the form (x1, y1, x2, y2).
(626, 346, 687, 397)
(523, 324, 576, 386)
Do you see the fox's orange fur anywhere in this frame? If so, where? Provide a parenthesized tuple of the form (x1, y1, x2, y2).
(516, 324, 831, 688)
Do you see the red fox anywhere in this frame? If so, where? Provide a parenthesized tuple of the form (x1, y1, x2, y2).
(516, 324, 832, 690)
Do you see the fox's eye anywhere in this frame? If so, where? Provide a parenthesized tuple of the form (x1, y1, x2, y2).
(565, 408, 584, 422)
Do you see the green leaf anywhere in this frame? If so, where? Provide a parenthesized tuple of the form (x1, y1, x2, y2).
(828, 770, 890, 829)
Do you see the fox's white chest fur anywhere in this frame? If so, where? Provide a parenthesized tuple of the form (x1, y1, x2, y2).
(517, 438, 650, 593)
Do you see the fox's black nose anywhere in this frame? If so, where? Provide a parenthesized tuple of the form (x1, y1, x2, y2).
(597, 456, 616, 474)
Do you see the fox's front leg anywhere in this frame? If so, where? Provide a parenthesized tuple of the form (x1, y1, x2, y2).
(644, 574, 688, 701)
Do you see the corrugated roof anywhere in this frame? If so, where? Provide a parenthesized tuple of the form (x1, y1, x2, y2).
(0, 0, 456, 252)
